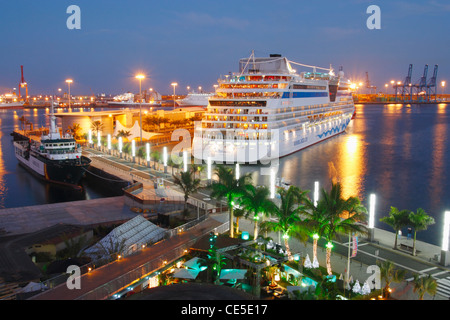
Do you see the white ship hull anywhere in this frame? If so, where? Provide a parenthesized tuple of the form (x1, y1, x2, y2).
(0, 101, 24, 108)
(176, 93, 213, 107)
(193, 112, 352, 163)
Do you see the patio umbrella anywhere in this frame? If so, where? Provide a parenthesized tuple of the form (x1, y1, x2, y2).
(219, 269, 247, 280)
(172, 268, 200, 279)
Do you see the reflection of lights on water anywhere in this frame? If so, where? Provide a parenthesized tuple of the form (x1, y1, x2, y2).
(340, 135, 365, 199)
(346, 136, 358, 154)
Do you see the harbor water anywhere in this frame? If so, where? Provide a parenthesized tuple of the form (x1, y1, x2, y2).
(0, 107, 119, 210)
(0, 104, 449, 246)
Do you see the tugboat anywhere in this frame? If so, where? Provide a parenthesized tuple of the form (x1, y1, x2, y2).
(12, 100, 91, 189)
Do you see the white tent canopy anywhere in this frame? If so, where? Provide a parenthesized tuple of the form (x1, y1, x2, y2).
(183, 257, 205, 270)
(172, 268, 200, 279)
(85, 215, 166, 261)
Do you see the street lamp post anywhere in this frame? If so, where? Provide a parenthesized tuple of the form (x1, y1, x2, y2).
(65, 79, 73, 108)
(135, 74, 145, 143)
(171, 82, 178, 110)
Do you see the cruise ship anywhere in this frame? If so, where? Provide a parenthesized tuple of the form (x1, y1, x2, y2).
(192, 53, 355, 163)
(176, 92, 214, 107)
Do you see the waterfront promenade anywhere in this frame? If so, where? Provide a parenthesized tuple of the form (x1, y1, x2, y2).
(83, 146, 450, 300)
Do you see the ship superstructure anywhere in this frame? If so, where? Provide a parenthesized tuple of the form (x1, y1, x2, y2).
(193, 53, 355, 163)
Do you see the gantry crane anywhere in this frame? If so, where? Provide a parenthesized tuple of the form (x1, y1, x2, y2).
(18, 65, 28, 104)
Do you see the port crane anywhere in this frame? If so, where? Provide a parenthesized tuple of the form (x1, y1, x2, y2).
(18, 65, 28, 104)
(365, 72, 377, 94)
(394, 64, 438, 102)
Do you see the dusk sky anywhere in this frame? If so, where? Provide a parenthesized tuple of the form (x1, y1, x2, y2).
(0, 0, 449, 96)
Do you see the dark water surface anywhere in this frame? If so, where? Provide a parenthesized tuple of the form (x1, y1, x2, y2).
(240, 103, 450, 246)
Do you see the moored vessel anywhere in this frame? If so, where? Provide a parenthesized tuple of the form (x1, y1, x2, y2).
(11, 101, 91, 188)
(193, 52, 355, 163)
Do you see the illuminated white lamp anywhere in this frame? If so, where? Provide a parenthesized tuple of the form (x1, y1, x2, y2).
(97, 131, 101, 147)
(132, 139, 136, 157)
(443, 211, 450, 251)
(88, 130, 92, 144)
(314, 181, 319, 206)
(236, 163, 240, 180)
(369, 194, 376, 229)
(207, 157, 212, 180)
(183, 150, 188, 172)
(270, 168, 275, 199)
(107, 134, 111, 150)
(163, 146, 168, 167)
(146, 143, 150, 162)
(118, 137, 123, 154)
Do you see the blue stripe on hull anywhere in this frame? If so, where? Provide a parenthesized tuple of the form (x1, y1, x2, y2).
(317, 118, 351, 139)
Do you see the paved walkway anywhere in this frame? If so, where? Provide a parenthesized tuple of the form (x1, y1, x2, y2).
(0, 196, 135, 236)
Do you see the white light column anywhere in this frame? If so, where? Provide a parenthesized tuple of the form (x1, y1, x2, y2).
(146, 143, 150, 167)
(163, 146, 168, 173)
(88, 130, 92, 145)
(368, 194, 376, 242)
(270, 168, 275, 199)
(107, 134, 111, 153)
(441, 211, 450, 266)
(236, 163, 240, 180)
(207, 157, 212, 182)
(132, 139, 136, 161)
(183, 150, 188, 172)
(97, 131, 101, 148)
(118, 136, 123, 157)
(314, 181, 319, 206)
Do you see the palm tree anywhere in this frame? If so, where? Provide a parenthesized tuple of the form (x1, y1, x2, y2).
(377, 260, 407, 298)
(209, 165, 252, 238)
(303, 196, 329, 265)
(172, 168, 201, 213)
(412, 274, 437, 300)
(408, 208, 435, 256)
(91, 120, 104, 136)
(67, 123, 82, 140)
(234, 208, 245, 235)
(259, 186, 309, 261)
(116, 130, 131, 140)
(316, 182, 368, 275)
(380, 207, 411, 250)
(240, 185, 274, 240)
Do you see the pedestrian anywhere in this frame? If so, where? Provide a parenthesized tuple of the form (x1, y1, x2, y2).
(407, 228, 412, 240)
